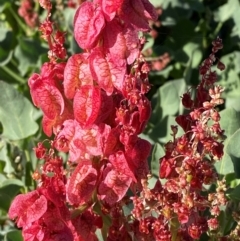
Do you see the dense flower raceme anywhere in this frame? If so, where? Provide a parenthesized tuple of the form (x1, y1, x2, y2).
(18, 0, 39, 28)
(130, 38, 228, 241)
(9, 0, 158, 240)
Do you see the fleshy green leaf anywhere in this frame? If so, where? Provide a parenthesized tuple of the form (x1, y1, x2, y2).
(4, 230, 23, 241)
(0, 27, 13, 66)
(0, 81, 38, 140)
(220, 108, 240, 138)
(150, 143, 164, 177)
(0, 142, 14, 174)
(157, 78, 186, 118)
(218, 52, 240, 99)
(225, 129, 240, 178)
(227, 184, 240, 201)
(0, 179, 24, 211)
(215, 109, 240, 175)
(214, 0, 240, 23)
(14, 36, 47, 76)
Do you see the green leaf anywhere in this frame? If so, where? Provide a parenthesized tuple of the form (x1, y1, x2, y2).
(0, 28, 14, 66)
(215, 109, 240, 175)
(0, 0, 11, 12)
(14, 36, 47, 76)
(63, 8, 75, 31)
(158, 79, 186, 118)
(0, 179, 24, 211)
(225, 97, 240, 111)
(232, 6, 240, 37)
(214, 0, 240, 23)
(225, 129, 240, 178)
(148, 115, 184, 144)
(227, 184, 240, 201)
(155, 0, 203, 25)
(225, 173, 240, 188)
(0, 142, 14, 174)
(215, 153, 234, 176)
(220, 108, 240, 138)
(0, 81, 38, 140)
(165, 19, 195, 49)
(93, 201, 112, 241)
(95, 229, 104, 241)
(182, 42, 202, 84)
(218, 52, 240, 98)
(218, 210, 236, 236)
(142, 36, 154, 52)
(4, 230, 23, 241)
(150, 143, 164, 177)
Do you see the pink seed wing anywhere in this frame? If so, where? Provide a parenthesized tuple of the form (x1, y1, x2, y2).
(30, 80, 64, 120)
(90, 49, 126, 94)
(102, 0, 124, 21)
(64, 53, 93, 99)
(74, 2, 105, 49)
(73, 85, 101, 127)
(67, 160, 97, 205)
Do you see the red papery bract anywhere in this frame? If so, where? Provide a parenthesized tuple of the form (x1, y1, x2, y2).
(41, 179, 66, 207)
(64, 53, 93, 99)
(125, 138, 151, 167)
(125, 138, 151, 181)
(98, 164, 132, 206)
(21, 205, 73, 241)
(175, 114, 192, 132)
(73, 85, 101, 127)
(54, 119, 75, 152)
(103, 20, 139, 64)
(103, 127, 121, 156)
(42, 103, 73, 137)
(138, 96, 151, 128)
(67, 160, 98, 206)
(74, 1, 105, 49)
(40, 62, 66, 87)
(119, 0, 158, 31)
(159, 157, 176, 179)
(71, 123, 110, 159)
(22, 223, 44, 241)
(90, 48, 126, 95)
(109, 151, 137, 182)
(41, 216, 73, 241)
(8, 190, 47, 227)
(42, 115, 55, 137)
(71, 210, 99, 241)
(55, 120, 107, 161)
(94, 90, 113, 124)
(101, 0, 124, 21)
(28, 75, 64, 120)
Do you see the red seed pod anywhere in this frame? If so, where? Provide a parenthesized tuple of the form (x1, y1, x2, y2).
(217, 60, 225, 71)
(212, 37, 223, 50)
(33, 142, 46, 159)
(181, 92, 194, 109)
(188, 223, 202, 239)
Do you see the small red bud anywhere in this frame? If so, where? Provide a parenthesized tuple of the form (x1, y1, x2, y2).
(181, 93, 193, 109)
(217, 60, 225, 71)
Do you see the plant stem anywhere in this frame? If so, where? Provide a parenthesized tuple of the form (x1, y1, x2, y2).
(0, 65, 26, 84)
(8, 7, 28, 35)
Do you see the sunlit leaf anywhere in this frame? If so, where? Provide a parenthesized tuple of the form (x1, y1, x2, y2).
(225, 129, 240, 178)
(0, 81, 38, 140)
(150, 143, 164, 177)
(4, 230, 23, 241)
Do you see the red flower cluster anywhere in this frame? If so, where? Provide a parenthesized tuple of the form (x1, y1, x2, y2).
(18, 0, 39, 28)
(9, 0, 158, 240)
(131, 38, 227, 241)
